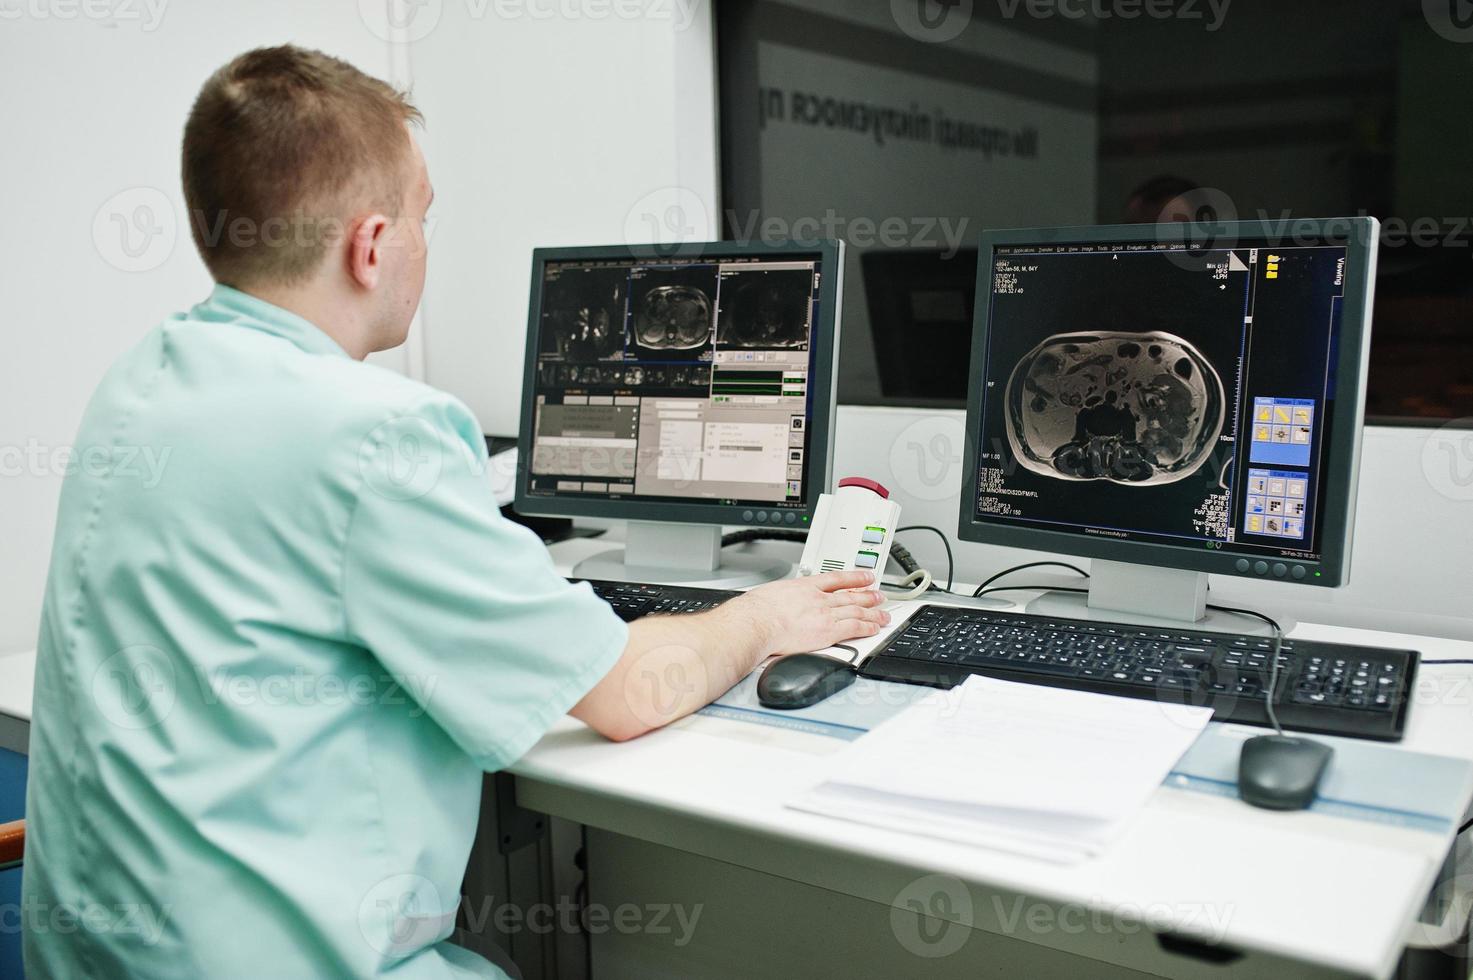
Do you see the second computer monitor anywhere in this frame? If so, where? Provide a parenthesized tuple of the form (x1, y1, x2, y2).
(958, 220, 1378, 622)
(515, 241, 843, 583)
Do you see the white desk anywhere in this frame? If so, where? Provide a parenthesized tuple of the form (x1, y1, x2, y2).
(511, 533, 1473, 979)
(3, 537, 1470, 977)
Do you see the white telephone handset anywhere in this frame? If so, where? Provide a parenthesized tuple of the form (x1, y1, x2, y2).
(798, 478, 933, 599)
(798, 477, 904, 580)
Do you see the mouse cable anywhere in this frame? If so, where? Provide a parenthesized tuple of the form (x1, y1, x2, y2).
(1206, 604, 1285, 737)
(1423, 659, 1473, 666)
(972, 561, 1089, 598)
(1459, 815, 1472, 837)
(968, 585, 1287, 737)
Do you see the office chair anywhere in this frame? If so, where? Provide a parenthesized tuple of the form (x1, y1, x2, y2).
(0, 819, 23, 871)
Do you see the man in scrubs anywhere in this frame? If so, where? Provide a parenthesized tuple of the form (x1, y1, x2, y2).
(22, 46, 888, 979)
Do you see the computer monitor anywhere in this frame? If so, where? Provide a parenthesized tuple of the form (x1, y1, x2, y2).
(515, 240, 844, 586)
(958, 219, 1378, 631)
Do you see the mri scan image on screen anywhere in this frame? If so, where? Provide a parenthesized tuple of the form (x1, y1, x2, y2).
(629, 265, 719, 358)
(538, 361, 709, 390)
(542, 265, 633, 361)
(539, 267, 628, 361)
(1004, 331, 1225, 485)
(716, 269, 812, 349)
(636, 286, 711, 349)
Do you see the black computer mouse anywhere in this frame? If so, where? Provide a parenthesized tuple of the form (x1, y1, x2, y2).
(756, 653, 856, 710)
(1238, 734, 1334, 811)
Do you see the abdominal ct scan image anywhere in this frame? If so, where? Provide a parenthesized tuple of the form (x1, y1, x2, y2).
(716, 270, 812, 348)
(633, 284, 713, 351)
(1005, 331, 1225, 485)
(541, 268, 628, 361)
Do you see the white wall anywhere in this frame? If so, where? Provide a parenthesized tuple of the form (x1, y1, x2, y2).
(0, 3, 716, 653)
(406, 4, 719, 434)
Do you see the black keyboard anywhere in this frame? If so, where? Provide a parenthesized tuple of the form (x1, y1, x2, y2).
(576, 579, 738, 622)
(860, 604, 1419, 741)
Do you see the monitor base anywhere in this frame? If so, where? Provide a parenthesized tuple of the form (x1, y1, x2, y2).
(1025, 560, 1295, 637)
(572, 521, 793, 590)
(572, 550, 793, 590)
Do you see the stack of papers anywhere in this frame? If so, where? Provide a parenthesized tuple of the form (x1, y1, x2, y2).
(488, 447, 518, 507)
(789, 675, 1213, 863)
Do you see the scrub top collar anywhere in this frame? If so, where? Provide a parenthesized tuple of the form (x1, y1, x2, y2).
(191, 282, 352, 360)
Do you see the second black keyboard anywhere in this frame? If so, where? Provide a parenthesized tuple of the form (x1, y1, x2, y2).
(860, 604, 1418, 741)
(576, 579, 738, 622)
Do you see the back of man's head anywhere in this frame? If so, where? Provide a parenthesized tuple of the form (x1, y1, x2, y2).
(182, 45, 422, 290)
(1124, 174, 1203, 225)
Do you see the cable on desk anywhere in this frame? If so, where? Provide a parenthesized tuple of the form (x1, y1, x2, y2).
(895, 526, 954, 594)
(972, 561, 1089, 598)
(885, 542, 936, 598)
(1423, 659, 1473, 666)
(887, 540, 919, 577)
(1460, 816, 1473, 837)
(879, 568, 933, 601)
(721, 528, 807, 547)
(968, 584, 1090, 602)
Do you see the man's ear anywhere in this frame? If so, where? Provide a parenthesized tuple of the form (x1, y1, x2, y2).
(347, 213, 391, 290)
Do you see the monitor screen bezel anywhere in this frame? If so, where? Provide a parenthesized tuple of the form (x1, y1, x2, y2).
(514, 239, 844, 526)
(956, 219, 1377, 588)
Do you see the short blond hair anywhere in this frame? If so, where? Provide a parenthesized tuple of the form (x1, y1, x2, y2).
(181, 45, 422, 287)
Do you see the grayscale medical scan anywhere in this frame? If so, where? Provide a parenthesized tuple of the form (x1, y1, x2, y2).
(1005, 330, 1226, 485)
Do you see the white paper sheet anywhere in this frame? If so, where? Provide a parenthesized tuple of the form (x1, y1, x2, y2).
(789, 675, 1213, 863)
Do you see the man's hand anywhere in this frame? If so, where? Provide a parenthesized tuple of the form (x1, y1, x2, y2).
(571, 570, 892, 742)
(718, 569, 890, 658)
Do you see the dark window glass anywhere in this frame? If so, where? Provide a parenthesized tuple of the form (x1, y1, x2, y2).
(718, 0, 1473, 423)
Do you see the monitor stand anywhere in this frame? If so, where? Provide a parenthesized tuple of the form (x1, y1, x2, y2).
(572, 521, 793, 590)
(1023, 560, 1294, 637)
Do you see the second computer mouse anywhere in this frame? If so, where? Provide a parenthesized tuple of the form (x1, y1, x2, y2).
(1238, 734, 1334, 811)
(756, 653, 856, 710)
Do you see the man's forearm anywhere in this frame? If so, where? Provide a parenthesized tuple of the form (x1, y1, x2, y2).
(571, 604, 768, 741)
(570, 571, 886, 742)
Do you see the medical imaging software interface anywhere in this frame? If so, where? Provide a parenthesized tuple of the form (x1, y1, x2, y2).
(527, 253, 824, 508)
(972, 238, 1350, 563)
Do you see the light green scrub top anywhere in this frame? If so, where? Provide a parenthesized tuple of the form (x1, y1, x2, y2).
(22, 285, 628, 978)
